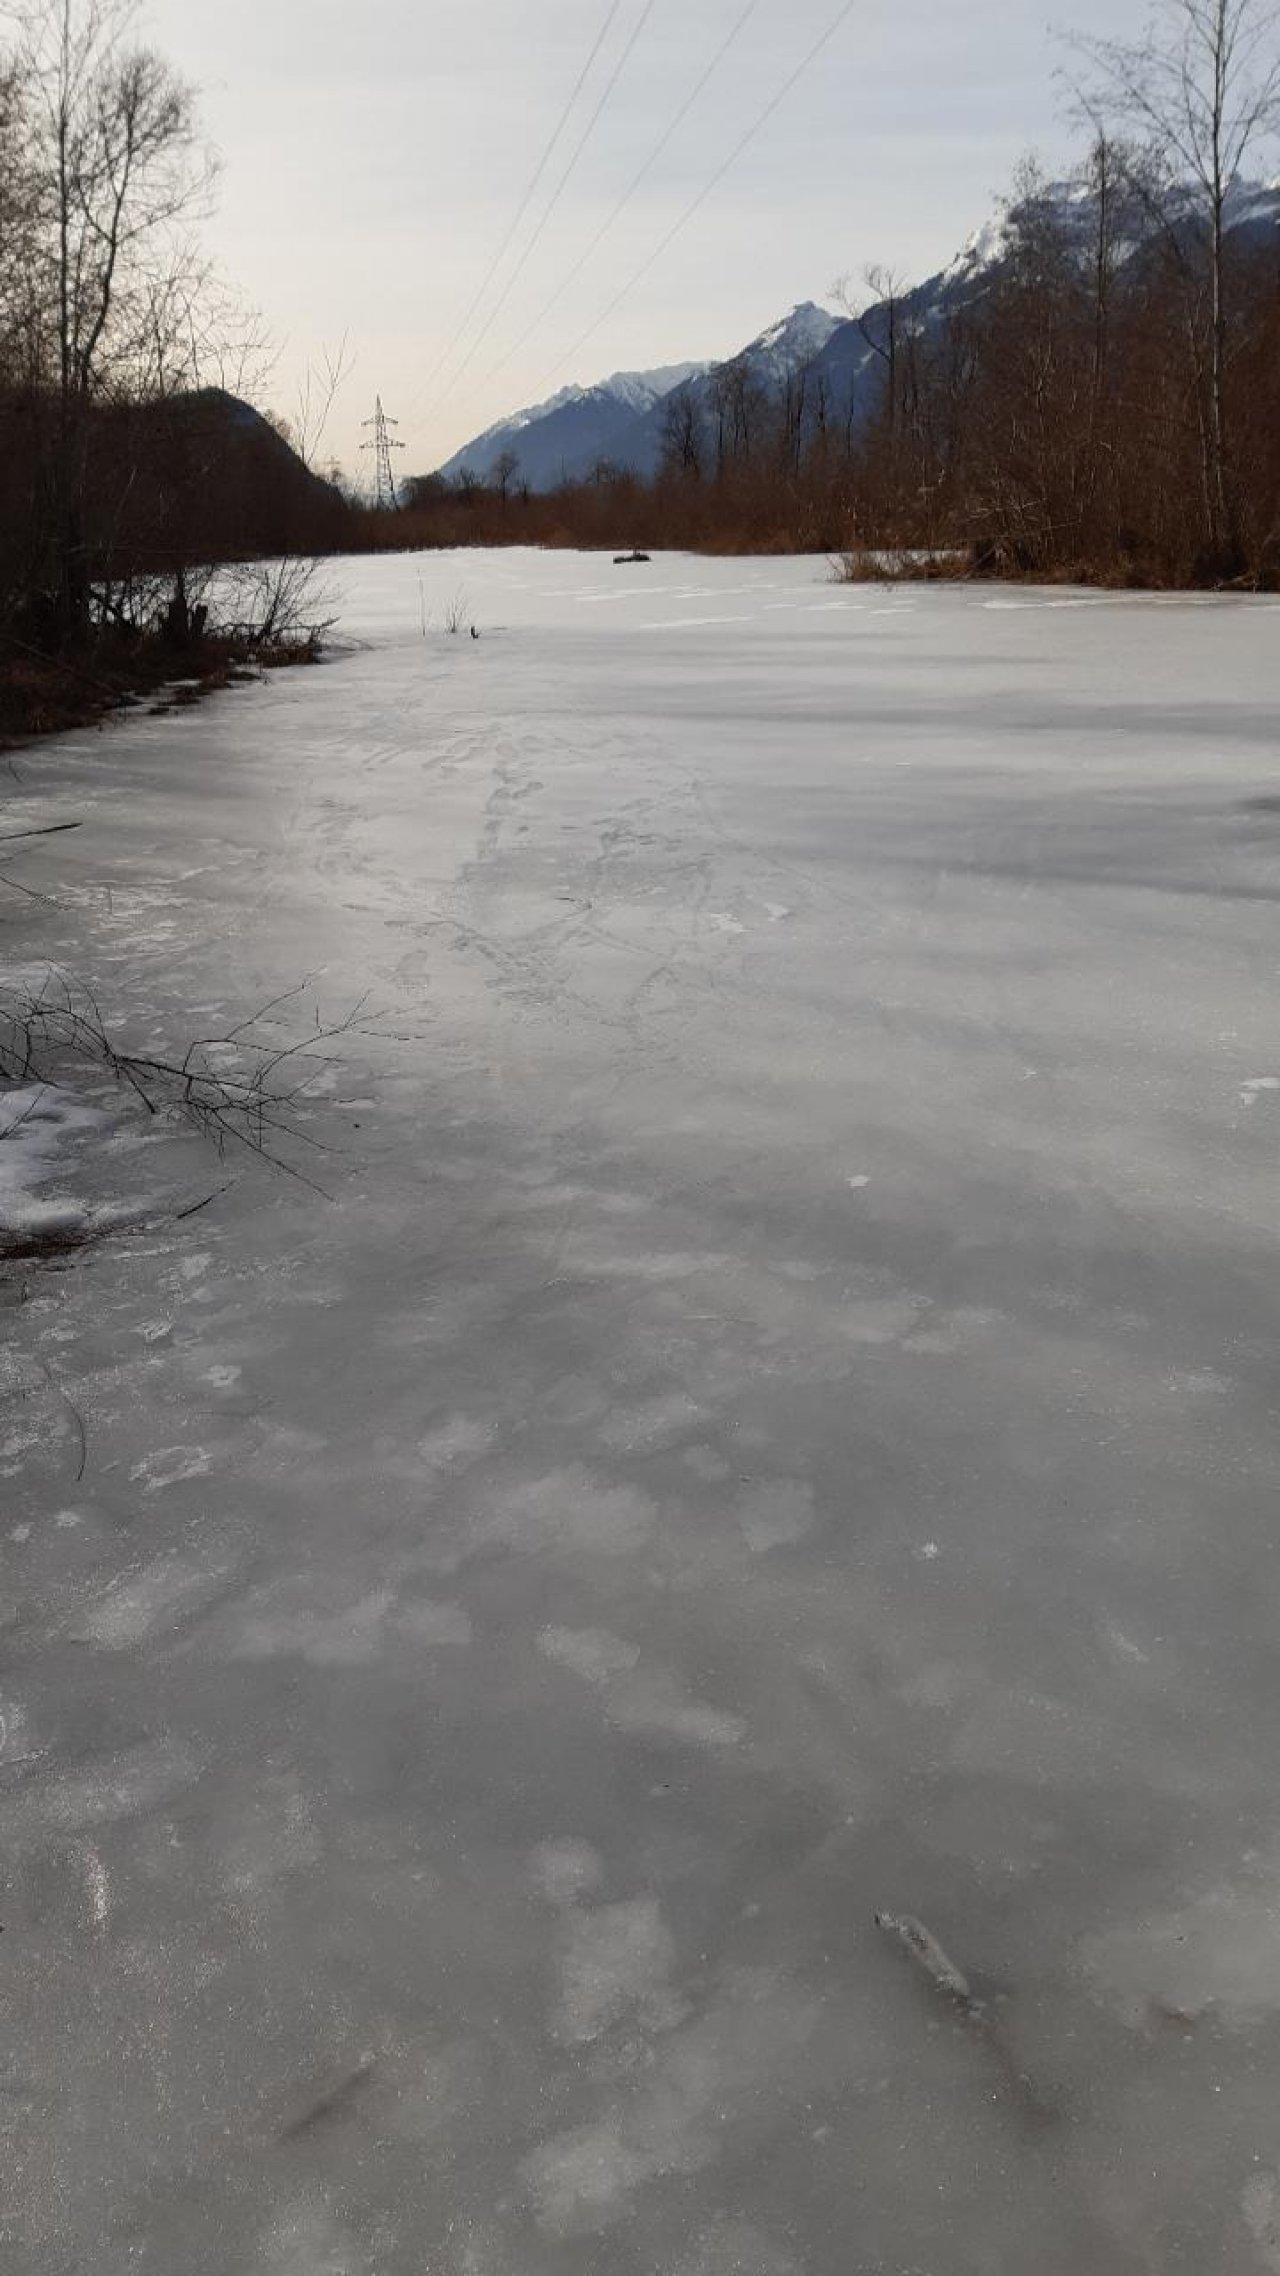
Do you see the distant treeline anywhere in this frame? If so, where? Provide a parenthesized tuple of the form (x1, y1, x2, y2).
(379, 142, 1280, 588)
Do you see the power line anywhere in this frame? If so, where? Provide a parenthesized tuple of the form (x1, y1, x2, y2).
(482, 0, 763, 387)
(402, 0, 630, 424)
(541, 0, 860, 389)
(423, 0, 660, 418)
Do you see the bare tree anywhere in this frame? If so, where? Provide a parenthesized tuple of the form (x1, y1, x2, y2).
(659, 381, 703, 479)
(835, 264, 908, 457)
(15, 0, 216, 630)
(138, 250, 274, 402)
(0, 59, 44, 386)
(492, 446, 520, 504)
(291, 331, 354, 472)
(1070, 0, 1280, 565)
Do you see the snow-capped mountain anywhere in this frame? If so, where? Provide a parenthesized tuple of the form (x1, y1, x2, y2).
(744, 301, 841, 380)
(431, 310, 841, 492)
(436, 362, 708, 489)
(426, 177, 1280, 495)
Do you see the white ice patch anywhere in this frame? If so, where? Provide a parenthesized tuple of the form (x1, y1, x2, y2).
(81, 1844, 110, 1929)
(230, 1582, 397, 1666)
(220, 1772, 321, 1894)
(395, 1598, 473, 1647)
(70, 1556, 231, 1649)
(128, 1445, 213, 1493)
(416, 1414, 494, 1470)
(474, 1467, 658, 1560)
(521, 1969, 817, 2234)
(259, 2197, 366, 2276)
(531, 1837, 604, 1907)
(1241, 1076, 1280, 1105)
(556, 1894, 683, 2044)
(838, 1294, 925, 1346)
(0, 1696, 38, 1765)
(737, 1479, 816, 1554)
(596, 1393, 702, 1453)
(539, 1625, 745, 1749)
(1243, 2174, 1280, 2273)
(0, 1083, 103, 1237)
(540, 1625, 640, 1685)
(672, 2220, 804, 2276)
(227, 1577, 471, 1665)
(1081, 1864, 1280, 2026)
(24, 1738, 202, 1831)
(684, 1446, 732, 1482)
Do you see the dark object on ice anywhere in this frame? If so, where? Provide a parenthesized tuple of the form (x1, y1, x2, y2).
(0, 1221, 96, 1264)
(470, 626, 479, 639)
(277, 2055, 376, 2142)
(875, 1909, 1060, 2131)
(614, 551, 651, 565)
(875, 1911, 976, 2008)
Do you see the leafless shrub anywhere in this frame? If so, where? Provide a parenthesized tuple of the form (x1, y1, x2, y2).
(212, 557, 336, 655)
(0, 965, 372, 1182)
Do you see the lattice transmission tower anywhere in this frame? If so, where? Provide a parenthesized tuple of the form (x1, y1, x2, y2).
(361, 397, 404, 510)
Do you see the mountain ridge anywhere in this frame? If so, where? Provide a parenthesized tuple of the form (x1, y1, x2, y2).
(425, 175, 1280, 496)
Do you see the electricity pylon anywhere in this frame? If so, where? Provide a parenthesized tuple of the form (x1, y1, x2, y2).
(361, 397, 404, 510)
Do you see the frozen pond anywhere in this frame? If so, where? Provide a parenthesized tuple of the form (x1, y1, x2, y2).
(5, 549, 1280, 2273)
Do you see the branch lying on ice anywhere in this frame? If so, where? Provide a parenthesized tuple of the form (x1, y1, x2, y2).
(875, 1911, 978, 2009)
(0, 966, 377, 1187)
(0, 822, 83, 843)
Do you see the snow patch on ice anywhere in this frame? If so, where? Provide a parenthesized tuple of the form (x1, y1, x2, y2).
(0, 1082, 104, 1238)
(737, 1479, 816, 1554)
(556, 1894, 683, 2044)
(531, 1837, 604, 1907)
(259, 2196, 366, 2276)
(82, 1844, 110, 1929)
(539, 1625, 744, 1749)
(1243, 2174, 1280, 2272)
(227, 1576, 471, 1665)
(475, 1466, 658, 1559)
(1081, 1863, 1280, 2026)
(540, 1625, 640, 1684)
(128, 1445, 214, 1493)
(596, 1392, 702, 1452)
(672, 2220, 804, 2276)
(0, 1696, 38, 1764)
(521, 1969, 817, 2234)
(70, 1556, 232, 1648)
(220, 1772, 322, 1894)
(395, 1598, 473, 1648)
(23, 1738, 203, 1830)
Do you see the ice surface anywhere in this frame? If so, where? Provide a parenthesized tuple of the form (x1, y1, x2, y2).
(4, 549, 1280, 2271)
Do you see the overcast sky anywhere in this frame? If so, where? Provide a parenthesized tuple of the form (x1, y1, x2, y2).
(145, 0, 1157, 478)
